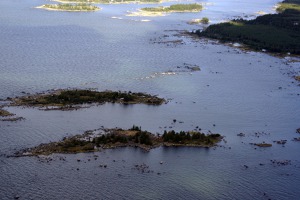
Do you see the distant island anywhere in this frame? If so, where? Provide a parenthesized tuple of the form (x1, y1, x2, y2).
(9, 89, 165, 110)
(194, 0, 300, 55)
(37, 3, 100, 12)
(0, 108, 24, 122)
(141, 3, 202, 12)
(188, 17, 209, 25)
(128, 3, 203, 17)
(15, 126, 223, 156)
(0, 108, 13, 117)
(54, 0, 161, 4)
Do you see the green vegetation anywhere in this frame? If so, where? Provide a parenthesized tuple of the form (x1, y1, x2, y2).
(141, 3, 202, 13)
(16, 127, 223, 156)
(162, 130, 221, 146)
(276, 0, 300, 12)
(195, 0, 300, 54)
(201, 17, 209, 24)
(42, 3, 99, 11)
(188, 17, 209, 25)
(55, 138, 95, 153)
(55, 0, 160, 3)
(0, 109, 14, 117)
(0, 108, 24, 122)
(94, 128, 154, 146)
(11, 89, 165, 109)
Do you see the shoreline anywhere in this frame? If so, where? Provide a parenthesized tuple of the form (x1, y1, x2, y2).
(0, 89, 166, 118)
(193, 0, 300, 55)
(127, 9, 201, 17)
(36, 5, 101, 12)
(185, 30, 300, 58)
(7, 89, 166, 111)
(13, 127, 223, 157)
(127, 10, 166, 17)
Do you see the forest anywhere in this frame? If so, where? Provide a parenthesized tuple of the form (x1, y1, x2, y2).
(195, 0, 300, 54)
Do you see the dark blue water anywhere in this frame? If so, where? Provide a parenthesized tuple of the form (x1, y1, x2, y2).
(1, 0, 300, 199)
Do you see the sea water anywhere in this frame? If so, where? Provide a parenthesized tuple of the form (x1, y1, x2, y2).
(1, 0, 300, 199)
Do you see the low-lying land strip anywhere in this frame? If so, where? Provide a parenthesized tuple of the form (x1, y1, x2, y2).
(15, 126, 223, 156)
(141, 3, 202, 13)
(37, 3, 100, 12)
(129, 3, 202, 16)
(188, 17, 209, 25)
(0, 109, 14, 117)
(54, 0, 161, 4)
(255, 143, 272, 147)
(0, 108, 24, 122)
(9, 89, 165, 110)
(194, 0, 300, 54)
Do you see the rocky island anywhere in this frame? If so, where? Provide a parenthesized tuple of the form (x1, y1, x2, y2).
(37, 3, 100, 12)
(9, 89, 165, 110)
(0, 108, 24, 122)
(15, 126, 223, 156)
(0, 108, 14, 117)
(128, 3, 203, 17)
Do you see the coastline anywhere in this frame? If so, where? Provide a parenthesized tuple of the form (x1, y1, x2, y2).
(13, 127, 223, 157)
(8, 89, 165, 110)
(127, 9, 201, 17)
(193, 0, 300, 55)
(35, 5, 101, 12)
(126, 10, 166, 17)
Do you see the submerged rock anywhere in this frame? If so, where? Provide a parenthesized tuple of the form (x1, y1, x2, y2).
(255, 143, 272, 147)
(237, 133, 245, 137)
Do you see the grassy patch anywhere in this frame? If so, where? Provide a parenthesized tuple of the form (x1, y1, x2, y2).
(277, 0, 300, 12)
(188, 17, 209, 24)
(43, 3, 99, 11)
(11, 89, 165, 108)
(0, 109, 14, 117)
(16, 127, 223, 156)
(141, 3, 202, 13)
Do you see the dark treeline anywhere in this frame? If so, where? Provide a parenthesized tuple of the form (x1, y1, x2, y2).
(142, 3, 202, 12)
(195, 0, 300, 54)
(44, 3, 99, 11)
(93, 129, 153, 146)
(162, 130, 221, 145)
(46, 90, 136, 104)
(15, 89, 165, 106)
(20, 127, 223, 155)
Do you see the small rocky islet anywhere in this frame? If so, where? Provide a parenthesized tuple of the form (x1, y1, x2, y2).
(0, 108, 13, 117)
(14, 126, 223, 156)
(0, 108, 24, 122)
(0, 89, 165, 120)
(8, 89, 165, 110)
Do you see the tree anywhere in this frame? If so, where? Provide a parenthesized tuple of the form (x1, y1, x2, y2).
(201, 17, 209, 24)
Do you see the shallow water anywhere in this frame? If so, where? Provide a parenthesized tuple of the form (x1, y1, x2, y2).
(1, 0, 300, 199)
